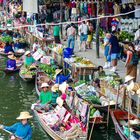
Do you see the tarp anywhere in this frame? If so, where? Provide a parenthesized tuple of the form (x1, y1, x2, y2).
(23, 0, 38, 13)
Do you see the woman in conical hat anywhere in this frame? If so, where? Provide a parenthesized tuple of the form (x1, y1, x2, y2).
(54, 69, 70, 84)
(0, 111, 32, 140)
(6, 52, 17, 70)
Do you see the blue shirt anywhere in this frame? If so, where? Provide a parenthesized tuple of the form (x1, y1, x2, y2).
(4, 122, 32, 140)
(6, 59, 16, 69)
(55, 74, 70, 84)
(4, 45, 13, 53)
(14, 43, 21, 49)
(109, 35, 120, 54)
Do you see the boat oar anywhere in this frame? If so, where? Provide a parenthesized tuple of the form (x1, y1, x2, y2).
(2, 128, 12, 135)
(0, 127, 21, 140)
(88, 117, 96, 140)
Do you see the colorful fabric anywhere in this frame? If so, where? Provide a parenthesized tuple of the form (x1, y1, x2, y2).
(39, 91, 52, 104)
(4, 122, 32, 140)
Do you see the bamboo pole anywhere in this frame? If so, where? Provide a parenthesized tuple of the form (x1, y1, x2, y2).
(128, 93, 132, 140)
(115, 85, 120, 110)
(88, 117, 96, 140)
(107, 98, 110, 129)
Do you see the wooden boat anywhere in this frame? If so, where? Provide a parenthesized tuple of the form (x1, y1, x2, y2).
(19, 66, 35, 82)
(110, 109, 138, 140)
(33, 96, 90, 140)
(35, 71, 55, 96)
(0, 50, 7, 57)
(4, 62, 23, 74)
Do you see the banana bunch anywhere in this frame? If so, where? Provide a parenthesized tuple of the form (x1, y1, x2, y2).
(80, 59, 93, 65)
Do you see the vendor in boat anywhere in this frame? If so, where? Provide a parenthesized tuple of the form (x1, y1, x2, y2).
(24, 51, 35, 67)
(35, 83, 52, 112)
(0, 111, 32, 140)
(6, 52, 17, 70)
(98, 66, 106, 77)
(14, 39, 21, 49)
(51, 84, 60, 108)
(55, 69, 70, 84)
(4, 41, 13, 54)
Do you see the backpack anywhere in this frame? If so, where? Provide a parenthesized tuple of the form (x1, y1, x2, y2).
(130, 51, 139, 65)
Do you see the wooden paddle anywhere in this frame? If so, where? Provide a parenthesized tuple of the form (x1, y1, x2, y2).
(0, 126, 21, 140)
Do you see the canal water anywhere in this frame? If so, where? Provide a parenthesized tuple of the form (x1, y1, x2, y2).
(0, 56, 121, 140)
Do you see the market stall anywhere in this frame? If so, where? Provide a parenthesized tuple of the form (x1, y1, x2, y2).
(63, 56, 98, 81)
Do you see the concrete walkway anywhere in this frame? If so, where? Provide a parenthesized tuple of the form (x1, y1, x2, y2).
(62, 39, 140, 82)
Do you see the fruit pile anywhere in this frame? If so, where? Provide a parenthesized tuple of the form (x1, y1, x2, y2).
(0, 35, 12, 43)
(38, 64, 56, 78)
(118, 31, 134, 42)
(90, 106, 96, 118)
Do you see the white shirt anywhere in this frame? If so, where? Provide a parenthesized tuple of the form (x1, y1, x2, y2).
(33, 43, 40, 52)
(134, 29, 140, 41)
(79, 23, 88, 35)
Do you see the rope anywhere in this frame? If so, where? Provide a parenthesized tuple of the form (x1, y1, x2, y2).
(0, 8, 139, 30)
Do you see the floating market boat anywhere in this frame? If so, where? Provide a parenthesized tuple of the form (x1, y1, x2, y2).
(19, 65, 36, 82)
(35, 71, 55, 96)
(110, 109, 139, 140)
(33, 95, 90, 140)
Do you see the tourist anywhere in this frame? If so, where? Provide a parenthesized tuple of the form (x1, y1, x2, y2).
(87, 22, 93, 49)
(32, 40, 40, 53)
(109, 31, 120, 72)
(103, 32, 111, 68)
(125, 43, 139, 82)
(55, 69, 70, 84)
(53, 23, 60, 44)
(24, 51, 35, 67)
(79, 21, 88, 51)
(6, 52, 16, 70)
(35, 83, 52, 112)
(0, 111, 32, 140)
(4, 42, 13, 54)
(67, 23, 76, 50)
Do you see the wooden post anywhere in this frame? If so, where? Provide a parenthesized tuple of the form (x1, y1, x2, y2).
(128, 92, 132, 140)
(107, 98, 110, 129)
(115, 85, 120, 110)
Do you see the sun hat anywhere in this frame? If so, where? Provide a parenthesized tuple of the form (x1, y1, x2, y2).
(7, 52, 16, 60)
(124, 75, 135, 83)
(59, 82, 69, 93)
(129, 119, 140, 125)
(41, 83, 49, 88)
(16, 111, 33, 120)
(56, 97, 64, 107)
(137, 88, 140, 94)
(51, 84, 59, 92)
(127, 82, 140, 95)
(24, 51, 31, 56)
(54, 69, 62, 78)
